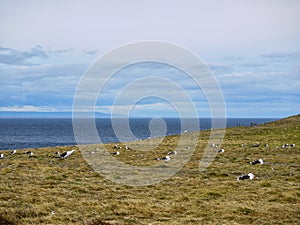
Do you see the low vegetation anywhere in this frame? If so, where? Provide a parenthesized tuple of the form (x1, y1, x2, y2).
(0, 115, 299, 224)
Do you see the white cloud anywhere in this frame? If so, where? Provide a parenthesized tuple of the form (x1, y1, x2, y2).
(95, 101, 203, 118)
(0, 105, 56, 112)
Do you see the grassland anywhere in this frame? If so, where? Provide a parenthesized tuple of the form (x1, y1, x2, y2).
(0, 115, 299, 224)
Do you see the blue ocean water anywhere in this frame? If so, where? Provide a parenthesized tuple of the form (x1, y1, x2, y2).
(0, 118, 278, 150)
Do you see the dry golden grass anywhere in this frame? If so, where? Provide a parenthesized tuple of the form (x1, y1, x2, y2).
(0, 115, 299, 224)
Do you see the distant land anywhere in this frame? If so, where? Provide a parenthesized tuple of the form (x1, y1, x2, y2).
(0, 111, 113, 118)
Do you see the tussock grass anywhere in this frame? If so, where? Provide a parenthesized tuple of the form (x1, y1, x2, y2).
(0, 114, 299, 224)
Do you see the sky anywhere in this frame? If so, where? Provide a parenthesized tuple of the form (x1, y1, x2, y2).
(0, 0, 299, 118)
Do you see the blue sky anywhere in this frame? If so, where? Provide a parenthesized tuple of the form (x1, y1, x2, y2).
(0, 0, 299, 118)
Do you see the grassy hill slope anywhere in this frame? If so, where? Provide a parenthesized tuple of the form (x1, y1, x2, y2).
(0, 115, 299, 224)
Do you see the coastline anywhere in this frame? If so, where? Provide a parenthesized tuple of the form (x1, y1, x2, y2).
(0, 114, 299, 224)
(0, 117, 279, 151)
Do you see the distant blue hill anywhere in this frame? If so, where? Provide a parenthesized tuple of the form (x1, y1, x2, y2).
(0, 111, 113, 118)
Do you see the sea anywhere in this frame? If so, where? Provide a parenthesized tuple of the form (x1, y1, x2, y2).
(0, 118, 278, 150)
